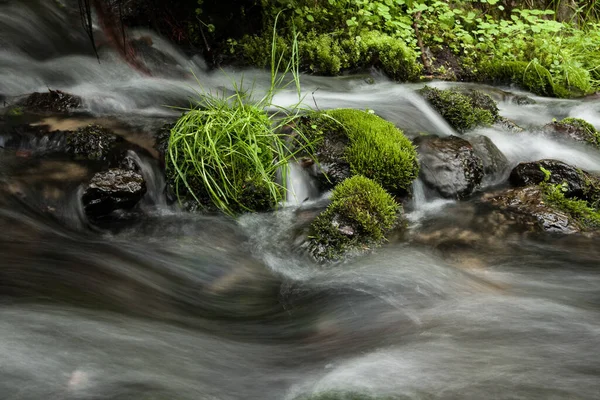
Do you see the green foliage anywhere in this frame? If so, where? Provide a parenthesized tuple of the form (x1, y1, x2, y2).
(166, 17, 313, 215)
(419, 86, 496, 132)
(540, 166, 600, 229)
(309, 175, 399, 261)
(301, 109, 419, 194)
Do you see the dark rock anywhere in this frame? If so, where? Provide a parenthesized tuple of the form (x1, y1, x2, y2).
(0, 124, 66, 154)
(542, 117, 600, 148)
(153, 122, 173, 164)
(65, 124, 123, 161)
(469, 134, 509, 184)
(482, 186, 581, 234)
(414, 135, 484, 199)
(494, 116, 524, 133)
(19, 90, 81, 113)
(82, 168, 146, 217)
(509, 159, 595, 200)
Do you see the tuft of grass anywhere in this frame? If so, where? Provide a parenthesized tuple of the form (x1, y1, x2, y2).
(166, 14, 314, 215)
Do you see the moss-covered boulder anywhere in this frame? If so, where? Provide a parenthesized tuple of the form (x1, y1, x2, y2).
(542, 117, 600, 148)
(419, 86, 498, 133)
(296, 109, 419, 195)
(308, 176, 399, 262)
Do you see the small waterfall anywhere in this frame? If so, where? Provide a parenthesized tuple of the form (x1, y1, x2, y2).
(411, 178, 427, 210)
(126, 150, 167, 207)
(284, 162, 318, 207)
(406, 178, 454, 223)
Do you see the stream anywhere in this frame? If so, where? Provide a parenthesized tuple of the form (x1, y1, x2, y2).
(1, 1, 600, 399)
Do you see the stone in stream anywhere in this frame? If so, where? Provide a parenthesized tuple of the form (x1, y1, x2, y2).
(414, 135, 483, 199)
(82, 168, 146, 218)
(65, 124, 124, 161)
(542, 117, 600, 148)
(469, 134, 509, 184)
(509, 159, 600, 202)
(18, 89, 81, 113)
(482, 186, 582, 234)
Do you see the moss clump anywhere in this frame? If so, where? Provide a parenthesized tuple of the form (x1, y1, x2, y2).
(308, 175, 399, 261)
(238, 31, 421, 81)
(300, 109, 419, 195)
(477, 60, 571, 98)
(554, 117, 600, 148)
(419, 86, 496, 132)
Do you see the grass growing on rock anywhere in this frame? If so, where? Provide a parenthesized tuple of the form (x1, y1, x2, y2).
(300, 109, 419, 195)
(309, 175, 399, 262)
(419, 86, 497, 133)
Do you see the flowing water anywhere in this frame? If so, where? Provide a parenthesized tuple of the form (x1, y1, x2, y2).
(2, 1, 600, 399)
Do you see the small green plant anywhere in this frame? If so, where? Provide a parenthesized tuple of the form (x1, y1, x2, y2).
(166, 15, 312, 215)
(540, 166, 600, 229)
(309, 175, 399, 261)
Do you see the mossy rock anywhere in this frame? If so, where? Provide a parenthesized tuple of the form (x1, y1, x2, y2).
(239, 30, 421, 81)
(297, 109, 419, 195)
(18, 89, 81, 113)
(477, 60, 576, 98)
(419, 86, 497, 133)
(65, 124, 123, 161)
(308, 175, 399, 262)
(543, 117, 600, 149)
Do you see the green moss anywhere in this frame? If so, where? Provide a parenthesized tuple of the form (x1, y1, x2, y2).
(301, 109, 419, 195)
(357, 31, 422, 81)
(477, 60, 572, 98)
(419, 86, 496, 132)
(556, 117, 600, 148)
(299, 32, 346, 75)
(539, 166, 600, 230)
(6, 107, 23, 117)
(309, 175, 399, 261)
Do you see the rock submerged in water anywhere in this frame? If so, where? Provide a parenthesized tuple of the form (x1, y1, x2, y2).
(18, 89, 81, 113)
(469, 134, 510, 184)
(65, 124, 124, 161)
(482, 186, 581, 234)
(82, 168, 146, 218)
(414, 135, 484, 199)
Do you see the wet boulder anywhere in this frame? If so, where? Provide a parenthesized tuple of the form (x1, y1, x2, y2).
(543, 117, 600, 148)
(509, 160, 595, 200)
(414, 135, 484, 199)
(469, 134, 509, 184)
(482, 186, 581, 234)
(18, 89, 81, 113)
(82, 168, 146, 218)
(65, 124, 124, 161)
